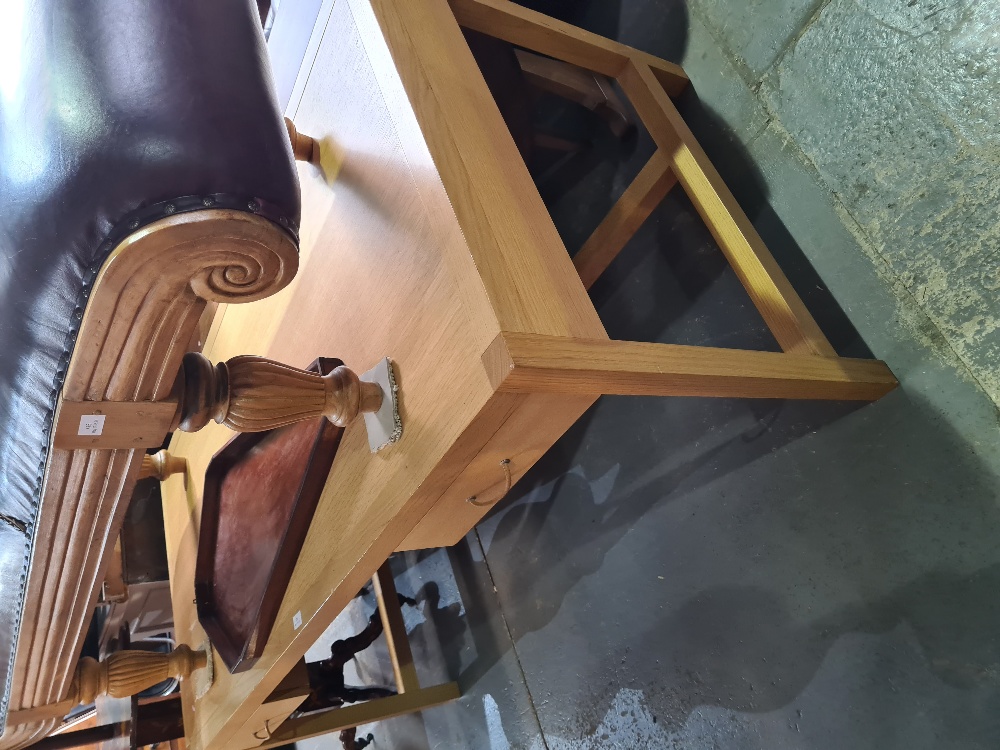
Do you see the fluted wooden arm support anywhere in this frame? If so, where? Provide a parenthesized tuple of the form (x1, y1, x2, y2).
(138, 450, 188, 481)
(175, 352, 383, 433)
(6, 646, 207, 728)
(72, 646, 206, 706)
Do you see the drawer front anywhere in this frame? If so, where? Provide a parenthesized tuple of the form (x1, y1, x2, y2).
(398, 392, 596, 550)
(225, 661, 309, 750)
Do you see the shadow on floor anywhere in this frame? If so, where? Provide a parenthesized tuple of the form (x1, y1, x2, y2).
(453, 380, 1000, 732)
(439, 10, 1000, 736)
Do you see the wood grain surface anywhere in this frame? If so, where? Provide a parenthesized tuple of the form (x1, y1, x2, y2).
(162, 0, 606, 747)
(3, 211, 296, 750)
(161, 0, 896, 747)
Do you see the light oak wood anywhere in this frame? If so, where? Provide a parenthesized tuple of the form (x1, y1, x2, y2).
(228, 663, 310, 750)
(284, 118, 318, 163)
(249, 682, 461, 750)
(161, 1, 896, 748)
(573, 150, 677, 289)
(515, 49, 633, 137)
(139, 450, 189, 482)
(444, 0, 835, 358)
(162, 0, 607, 746)
(7, 647, 206, 729)
(399, 389, 595, 549)
(100, 538, 127, 605)
(53, 400, 178, 451)
(2, 210, 296, 750)
(617, 61, 836, 356)
(449, 0, 689, 96)
(371, 565, 419, 694)
(368, 0, 606, 340)
(452, 0, 837, 361)
(484, 332, 897, 400)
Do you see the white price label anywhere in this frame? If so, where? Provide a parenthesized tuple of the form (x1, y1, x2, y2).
(78, 415, 106, 437)
(292, 611, 303, 630)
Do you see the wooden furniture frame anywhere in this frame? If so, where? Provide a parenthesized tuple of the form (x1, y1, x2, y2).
(7, 205, 388, 750)
(29, 694, 185, 750)
(2, 211, 298, 750)
(514, 48, 634, 139)
(250, 563, 460, 749)
(400, 0, 895, 548)
(452, 0, 858, 361)
(160, 1, 895, 749)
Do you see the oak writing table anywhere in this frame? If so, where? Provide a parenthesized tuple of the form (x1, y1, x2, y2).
(162, 0, 896, 748)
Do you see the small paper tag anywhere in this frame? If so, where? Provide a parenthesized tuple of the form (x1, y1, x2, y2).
(78, 415, 106, 437)
(292, 611, 303, 630)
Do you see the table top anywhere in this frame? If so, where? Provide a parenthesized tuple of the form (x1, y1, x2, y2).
(162, 0, 603, 748)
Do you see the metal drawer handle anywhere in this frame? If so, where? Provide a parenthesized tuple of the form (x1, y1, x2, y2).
(253, 720, 273, 741)
(467, 459, 511, 507)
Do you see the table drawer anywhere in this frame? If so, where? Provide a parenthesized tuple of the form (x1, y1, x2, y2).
(398, 392, 595, 550)
(225, 660, 309, 750)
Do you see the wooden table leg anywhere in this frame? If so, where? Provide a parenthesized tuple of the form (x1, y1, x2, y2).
(484, 332, 898, 401)
(372, 564, 420, 694)
(139, 450, 188, 481)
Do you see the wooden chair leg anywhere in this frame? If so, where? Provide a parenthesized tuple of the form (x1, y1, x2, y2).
(484, 332, 898, 401)
(138, 449, 188, 481)
(7, 647, 207, 728)
(250, 562, 461, 750)
(449, 0, 689, 96)
(174, 352, 383, 433)
(284, 118, 318, 163)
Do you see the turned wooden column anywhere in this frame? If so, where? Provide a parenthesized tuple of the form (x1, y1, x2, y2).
(138, 450, 187, 481)
(71, 645, 206, 705)
(5, 646, 207, 728)
(174, 352, 383, 433)
(285, 118, 317, 163)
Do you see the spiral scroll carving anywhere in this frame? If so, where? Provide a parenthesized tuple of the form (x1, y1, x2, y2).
(7, 210, 298, 750)
(188, 234, 298, 304)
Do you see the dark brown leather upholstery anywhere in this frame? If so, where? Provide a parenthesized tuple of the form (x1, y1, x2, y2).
(0, 0, 299, 726)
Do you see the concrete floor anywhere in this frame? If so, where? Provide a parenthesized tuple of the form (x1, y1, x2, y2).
(292, 1, 1000, 747)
